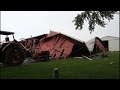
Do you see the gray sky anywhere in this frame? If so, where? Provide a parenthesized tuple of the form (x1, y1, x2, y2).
(1, 11, 119, 42)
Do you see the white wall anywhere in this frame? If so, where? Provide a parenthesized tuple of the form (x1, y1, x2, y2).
(101, 36, 119, 51)
(109, 39, 119, 51)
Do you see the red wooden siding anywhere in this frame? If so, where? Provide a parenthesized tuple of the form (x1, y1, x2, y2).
(95, 38, 106, 52)
(35, 34, 74, 59)
(20, 31, 90, 60)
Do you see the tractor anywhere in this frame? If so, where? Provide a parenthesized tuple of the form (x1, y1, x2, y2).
(0, 30, 28, 66)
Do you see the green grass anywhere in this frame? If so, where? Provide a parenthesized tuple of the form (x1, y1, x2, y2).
(0, 51, 119, 79)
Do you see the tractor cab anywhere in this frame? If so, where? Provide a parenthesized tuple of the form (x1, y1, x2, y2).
(0, 30, 15, 43)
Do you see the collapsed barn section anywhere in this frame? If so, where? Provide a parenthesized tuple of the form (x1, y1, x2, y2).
(20, 31, 90, 60)
(85, 37, 107, 55)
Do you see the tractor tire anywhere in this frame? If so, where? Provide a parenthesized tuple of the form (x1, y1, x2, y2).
(4, 46, 25, 66)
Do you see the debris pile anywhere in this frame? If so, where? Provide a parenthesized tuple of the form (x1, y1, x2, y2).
(20, 31, 107, 61)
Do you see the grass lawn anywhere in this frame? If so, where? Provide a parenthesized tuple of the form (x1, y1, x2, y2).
(0, 51, 119, 79)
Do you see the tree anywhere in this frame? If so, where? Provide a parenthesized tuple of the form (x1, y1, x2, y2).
(73, 11, 118, 33)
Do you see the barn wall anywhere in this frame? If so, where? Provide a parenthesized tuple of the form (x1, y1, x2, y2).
(38, 35, 74, 59)
(109, 39, 119, 51)
(101, 36, 119, 51)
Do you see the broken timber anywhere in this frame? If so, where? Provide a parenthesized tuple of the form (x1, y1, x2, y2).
(74, 57, 83, 59)
(82, 55, 93, 60)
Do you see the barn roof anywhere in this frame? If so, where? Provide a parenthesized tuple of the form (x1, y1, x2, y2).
(101, 36, 120, 41)
(21, 34, 47, 41)
(20, 30, 85, 44)
(46, 31, 85, 43)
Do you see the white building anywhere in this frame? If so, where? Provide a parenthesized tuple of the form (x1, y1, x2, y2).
(101, 36, 119, 51)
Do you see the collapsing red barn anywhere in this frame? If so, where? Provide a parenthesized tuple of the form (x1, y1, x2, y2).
(85, 37, 107, 55)
(21, 31, 90, 60)
(34, 31, 90, 59)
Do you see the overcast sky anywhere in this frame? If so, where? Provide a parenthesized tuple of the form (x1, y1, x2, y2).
(0, 11, 119, 42)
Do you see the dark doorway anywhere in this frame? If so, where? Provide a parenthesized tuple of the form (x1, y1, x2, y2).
(102, 41, 109, 51)
(69, 43, 90, 57)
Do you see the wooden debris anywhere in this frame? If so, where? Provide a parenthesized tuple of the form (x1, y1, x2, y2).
(82, 55, 93, 60)
(109, 62, 114, 64)
(74, 57, 83, 59)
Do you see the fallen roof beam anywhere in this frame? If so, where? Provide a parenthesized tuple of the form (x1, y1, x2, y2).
(82, 55, 93, 60)
(74, 57, 83, 59)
